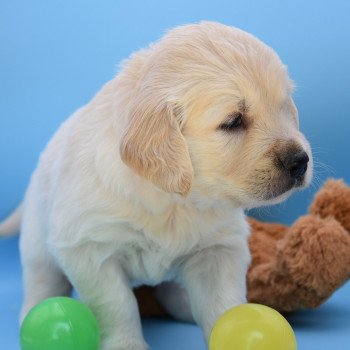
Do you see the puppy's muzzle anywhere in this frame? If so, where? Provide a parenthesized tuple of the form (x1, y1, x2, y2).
(278, 149, 309, 183)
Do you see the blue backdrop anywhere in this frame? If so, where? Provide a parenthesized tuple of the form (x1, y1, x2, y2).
(1, 1, 350, 349)
(1, 0, 350, 224)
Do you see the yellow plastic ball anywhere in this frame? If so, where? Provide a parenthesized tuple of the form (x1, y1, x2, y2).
(209, 303, 297, 350)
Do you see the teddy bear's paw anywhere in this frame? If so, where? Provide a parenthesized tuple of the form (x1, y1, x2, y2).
(277, 215, 350, 297)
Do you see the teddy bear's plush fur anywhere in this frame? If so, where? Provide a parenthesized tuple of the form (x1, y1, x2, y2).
(247, 179, 350, 312)
(136, 179, 350, 316)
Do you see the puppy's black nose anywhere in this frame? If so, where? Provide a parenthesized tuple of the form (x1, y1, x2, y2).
(280, 150, 309, 179)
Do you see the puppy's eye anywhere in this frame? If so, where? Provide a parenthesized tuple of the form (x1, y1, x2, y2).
(219, 112, 244, 132)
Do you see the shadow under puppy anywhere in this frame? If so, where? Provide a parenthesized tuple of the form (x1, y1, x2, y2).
(1, 21, 312, 349)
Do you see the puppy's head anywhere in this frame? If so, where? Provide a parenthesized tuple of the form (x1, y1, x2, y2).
(119, 21, 312, 208)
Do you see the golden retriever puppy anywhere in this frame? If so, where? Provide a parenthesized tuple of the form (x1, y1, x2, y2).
(0, 21, 312, 349)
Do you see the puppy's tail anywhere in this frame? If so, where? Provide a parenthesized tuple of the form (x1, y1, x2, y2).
(0, 205, 22, 237)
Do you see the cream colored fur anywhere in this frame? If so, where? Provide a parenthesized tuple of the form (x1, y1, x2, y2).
(0, 22, 312, 349)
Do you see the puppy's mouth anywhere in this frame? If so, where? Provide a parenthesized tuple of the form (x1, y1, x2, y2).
(256, 145, 311, 202)
(259, 175, 306, 201)
(248, 158, 311, 204)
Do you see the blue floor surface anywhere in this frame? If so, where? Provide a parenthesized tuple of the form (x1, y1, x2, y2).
(1, 235, 349, 349)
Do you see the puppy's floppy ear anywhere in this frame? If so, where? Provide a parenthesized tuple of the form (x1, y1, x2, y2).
(120, 96, 193, 196)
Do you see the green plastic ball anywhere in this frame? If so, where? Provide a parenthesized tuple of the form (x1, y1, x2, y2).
(209, 303, 297, 350)
(20, 297, 100, 350)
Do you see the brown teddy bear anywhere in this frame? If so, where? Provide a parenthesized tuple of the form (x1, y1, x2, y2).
(247, 178, 350, 312)
(136, 179, 350, 316)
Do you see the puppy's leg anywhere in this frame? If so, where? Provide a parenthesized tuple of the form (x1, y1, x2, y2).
(20, 262, 72, 322)
(19, 201, 72, 322)
(181, 237, 251, 342)
(56, 245, 148, 350)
